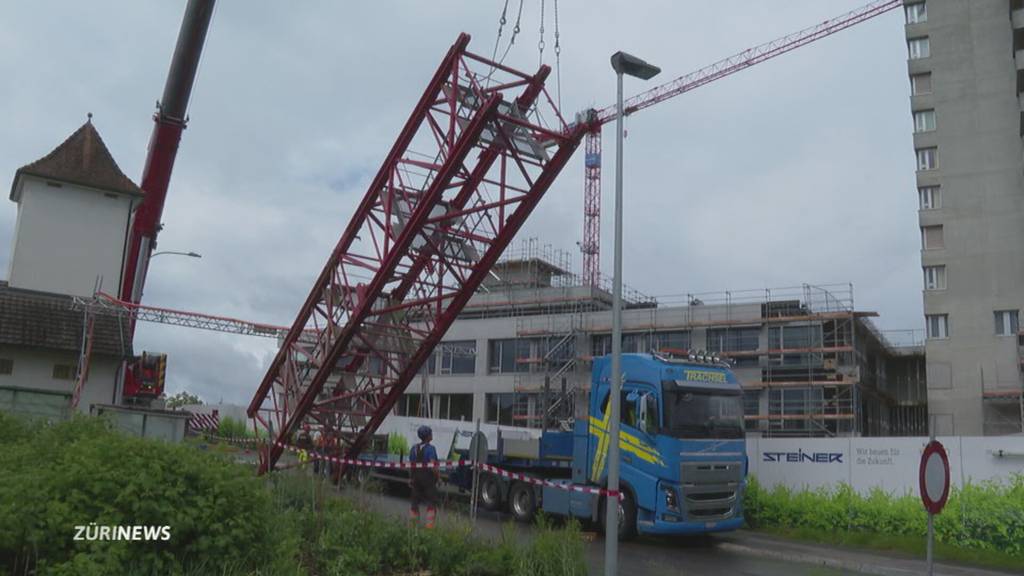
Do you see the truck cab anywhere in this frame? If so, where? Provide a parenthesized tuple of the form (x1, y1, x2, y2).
(571, 353, 747, 537)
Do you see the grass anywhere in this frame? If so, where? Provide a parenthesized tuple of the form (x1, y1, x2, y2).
(744, 475, 1024, 573)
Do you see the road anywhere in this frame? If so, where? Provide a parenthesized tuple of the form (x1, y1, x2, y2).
(342, 484, 859, 576)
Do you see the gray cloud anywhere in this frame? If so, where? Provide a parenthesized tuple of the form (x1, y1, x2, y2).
(0, 2, 920, 404)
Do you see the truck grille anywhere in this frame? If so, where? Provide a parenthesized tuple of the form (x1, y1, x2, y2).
(680, 461, 743, 522)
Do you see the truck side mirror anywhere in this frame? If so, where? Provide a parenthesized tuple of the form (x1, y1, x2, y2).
(637, 394, 648, 433)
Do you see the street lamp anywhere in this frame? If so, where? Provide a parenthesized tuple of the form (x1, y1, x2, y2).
(151, 251, 202, 259)
(606, 50, 659, 576)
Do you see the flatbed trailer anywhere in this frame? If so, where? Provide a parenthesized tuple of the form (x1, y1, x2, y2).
(367, 353, 748, 539)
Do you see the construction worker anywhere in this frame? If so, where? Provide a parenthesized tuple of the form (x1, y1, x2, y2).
(409, 425, 440, 528)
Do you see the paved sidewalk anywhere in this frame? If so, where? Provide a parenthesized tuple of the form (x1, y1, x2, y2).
(716, 530, 1019, 576)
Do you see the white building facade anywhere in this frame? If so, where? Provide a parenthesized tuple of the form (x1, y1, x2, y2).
(0, 119, 141, 414)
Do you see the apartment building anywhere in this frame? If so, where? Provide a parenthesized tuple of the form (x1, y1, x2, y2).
(905, 0, 1024, 434)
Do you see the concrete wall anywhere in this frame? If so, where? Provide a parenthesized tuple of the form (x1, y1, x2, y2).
(0, 385, 72, 422)
(0, 345, 119, 414)
(91, 404, 189, 443)
(908, 0, 1024, 434)
(749, 435, 1024, 495)
(8, 175, 134, 297)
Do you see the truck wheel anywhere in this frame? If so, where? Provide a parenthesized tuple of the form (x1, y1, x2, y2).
(509, 482, 536, 523)
(479, 475, 502, 511)
(599, 490, 638, 541)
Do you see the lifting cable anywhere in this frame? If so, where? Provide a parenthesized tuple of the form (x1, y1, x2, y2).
(553, 0, 561, 111)
(538, 0, 546, 67)
(491, 0, 510, 64)
(499, 0, 525, 64)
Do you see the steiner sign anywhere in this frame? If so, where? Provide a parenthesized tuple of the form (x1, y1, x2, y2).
(919, 440, 950, 515)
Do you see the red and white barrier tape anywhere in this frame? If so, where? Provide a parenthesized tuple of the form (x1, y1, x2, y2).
(203, 434, 622, 499)
(281, 444, 465, 470)
(476, 462, 623, 500)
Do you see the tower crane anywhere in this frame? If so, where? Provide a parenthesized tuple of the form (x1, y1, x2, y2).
(579, 0, 902, 285)
(247, 34, 584, 474)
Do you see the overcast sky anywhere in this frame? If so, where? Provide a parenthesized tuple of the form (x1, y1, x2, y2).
(0, 1, 919, 404)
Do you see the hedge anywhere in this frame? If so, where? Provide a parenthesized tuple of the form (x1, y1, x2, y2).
(0, 412, 586, 576)
(744, 474, 1024, 559)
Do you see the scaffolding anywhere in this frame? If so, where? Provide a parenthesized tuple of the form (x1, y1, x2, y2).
(488, 279, 925, 437)
(982, 330, 1024, 435)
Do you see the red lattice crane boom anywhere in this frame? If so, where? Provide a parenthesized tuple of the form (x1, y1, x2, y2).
(579, 0, 902, 285)
(247, 34, 585, 473)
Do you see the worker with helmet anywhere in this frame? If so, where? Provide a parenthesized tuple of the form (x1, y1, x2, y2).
(409, 425, 440, 528)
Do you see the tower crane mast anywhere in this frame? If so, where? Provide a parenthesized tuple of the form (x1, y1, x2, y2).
(579, 0, 902, 286)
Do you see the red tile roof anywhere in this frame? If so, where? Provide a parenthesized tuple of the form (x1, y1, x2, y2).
(0, 285, 130, 357)
(10, 119, 142, 201)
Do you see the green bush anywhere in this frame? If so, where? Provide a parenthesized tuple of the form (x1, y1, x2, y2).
(294, 493, 585, 576)
(0, 412, 587, 576)
(388, 432, 410, 457)
(0, 413, 297, 575)
(218, 416, 254, 438)
(744, 474, 1024, 558)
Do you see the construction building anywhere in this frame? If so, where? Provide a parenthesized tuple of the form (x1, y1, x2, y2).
(905, 0, 1024, 434)
(394, 241, 928, 438)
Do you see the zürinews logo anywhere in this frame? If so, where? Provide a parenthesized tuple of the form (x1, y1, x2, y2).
(762, 449, 843, 463)
(74, 524, 171, 542)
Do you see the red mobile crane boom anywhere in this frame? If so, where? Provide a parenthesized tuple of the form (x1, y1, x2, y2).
(579, 0, 902, 285)
(118, 0, 216, 399)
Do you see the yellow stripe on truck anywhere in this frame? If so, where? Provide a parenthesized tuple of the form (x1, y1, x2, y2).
(588, 414, 665, 482)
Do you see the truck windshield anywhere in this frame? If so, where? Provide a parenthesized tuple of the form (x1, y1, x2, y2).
(662, 387, 744, 439)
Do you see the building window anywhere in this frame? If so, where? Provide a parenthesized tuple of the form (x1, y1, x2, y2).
(923, 265, 946, 290)
(395, 393, 423, 417)
(436, 340, 476, 375)
(919, 186, 941, 210)
(995, 310, 1020, 336)
(707, 327, 760, 353)
(743, 391, 760, 415)
(488, 339, 531, 374)
(911, 73, 933, 95)
(433, 393, 473, 421)
(485, 393, 515, 426)
(707, 327, 760, 367)
(52, 364, 77, 380)
(536, 335, 577, 365)
(921, 225, 944, 250)
(592, 331, 692, 358)
(908, 37, 930, 60)
(916, 147, 937, 171)
(926, 314, 948, 339)
(651, 331, 691, 354)
(913, 109, 936, 133)
(905, 3, 927, 24)
(0, 358, 11, 375)
(768, 388, 824, 433)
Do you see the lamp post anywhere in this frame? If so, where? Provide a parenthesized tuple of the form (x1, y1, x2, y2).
(151, 250, 202, 259)
(606, 50, 659, 576)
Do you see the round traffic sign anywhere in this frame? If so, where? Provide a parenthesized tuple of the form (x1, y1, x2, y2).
(919, 440, 950, 515)
(468, 431, 488, 464)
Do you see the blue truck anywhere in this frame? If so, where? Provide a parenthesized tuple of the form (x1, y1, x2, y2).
(461, 352, 747, 539)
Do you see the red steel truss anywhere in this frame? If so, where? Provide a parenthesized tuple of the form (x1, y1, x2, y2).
(579, 0, 901, 284)
(247, 33, 585, 473)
